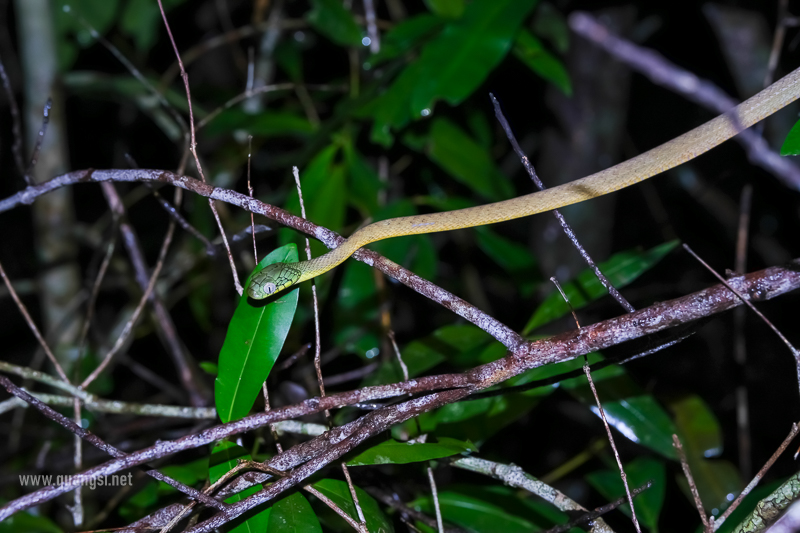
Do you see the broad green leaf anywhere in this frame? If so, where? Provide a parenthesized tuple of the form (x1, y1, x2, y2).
(342, 135, 385, 216)
(474, 226, 536, 274)
(365, 15, 444, 69)
(347, 437, 477, 466)
(268, 492, 322, 533)
(209, 442, 271, 533)
(413, 485, 571, 532)
(364, 0, 536, 145)
(564, 364, 679, 459)
(215, 245, 300, 423)
(423, 0, 465, 18)
(203, 109, 314, 138)
(281, 145, 347, 257)
(307, 0, 362, 47)
(199, 361, 218, 375)
(586, 457, 666, 532)
(512, 29, 572, 95)
(671, 397, 742, 512)
(312, 479, 394, 533)
(781, 119, 800, 155)
(407, 118, 514, 201)
(412, 491, 540, 533)
(670, 395, 723, 458)
(523, 240, 679, 335)
(409, 0, 538, 115)
(676, 459, 741, 514)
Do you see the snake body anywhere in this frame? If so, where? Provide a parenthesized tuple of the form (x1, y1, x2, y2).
(247, 66, 800, 299)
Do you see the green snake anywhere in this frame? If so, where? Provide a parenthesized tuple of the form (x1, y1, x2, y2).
(247, 66, 800, 300)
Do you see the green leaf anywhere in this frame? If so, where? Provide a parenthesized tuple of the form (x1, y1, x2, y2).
(523, 240, 679, 335)
(670, 395, 723, 458)
(409, 0, 539, 115)
(281, 144, 348, 257)
(412, 490, 539, 533)
(781, 118, 800, 155)
(204, 108, 314, 138)
(268, 492, 322, 533)
(512, 29, 572, 95)
(311, 479, 394, 533)
(342, 136, 385, 216)
(407, 118, 514, 201)
(209, 442, 271, 533)
(307, 0, 362, 47)
(365, 15, 444, 69)
(364, 0, 537, 145)
(586, 457, 666, 532)
(215, 245, 300, 423)
(423, 0, 465, 19)
(199, 361, 218, 376)
(0, 511, 63, 533)
(474, 226, 536, 274)
(347, 437, 477, 466)
(563, 363, 679, 459)
(671, 396, 742, 511)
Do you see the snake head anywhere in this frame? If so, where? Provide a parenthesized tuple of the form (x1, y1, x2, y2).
(246, 262, 302, 299)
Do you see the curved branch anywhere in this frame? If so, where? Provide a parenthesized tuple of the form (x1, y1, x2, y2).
(0, 168, 525, 350)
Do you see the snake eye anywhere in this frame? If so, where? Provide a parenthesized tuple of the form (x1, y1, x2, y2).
(265, 282, 277, 295)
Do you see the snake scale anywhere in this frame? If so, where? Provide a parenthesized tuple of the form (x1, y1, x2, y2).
(247, 66, 800, 299)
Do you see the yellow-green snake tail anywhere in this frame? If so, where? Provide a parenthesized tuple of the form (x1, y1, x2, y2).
(246, 66, 800, 300)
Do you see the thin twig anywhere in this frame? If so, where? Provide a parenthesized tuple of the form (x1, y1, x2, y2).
(428, 466, 444, 533)
(490, 93, 635, 313)
(293, 166, 326, 404)
(734, 185, 753, 478)
(156, 0, 242, 295)
(673, 435, 710, 532)
(0, 54, 24, 176)
(388, 331, 409, 382)
(713, 422, 800, 530)
(0, 375, 230, 512)
(541, 481, 652, 533)
(24, 98, 51, 180)
(551, 271, 637, 532)
(683, 244, 800, 368)
(568, 11, 800, 191)
(0, 389, 216, 418)
(764, 0, 790, 88)
(551, 276, 582, 327)
(80, 208, 176, 389)
(248, 136, 257, 264)
(584, 362, 641, 533)
(304, 484, 365, 531)
(342, 463, 367, 532)
(0, 260, 69, 382)
(100, 183, 208, 405)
